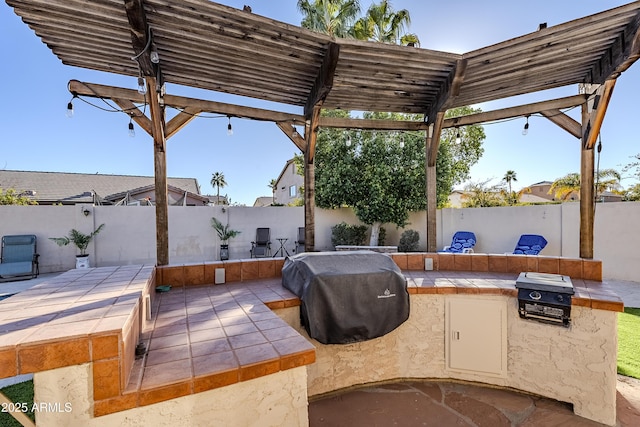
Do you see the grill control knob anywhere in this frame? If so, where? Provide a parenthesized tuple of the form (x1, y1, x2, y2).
(556, 294, 564, 303)
(529, 291, 542, 300)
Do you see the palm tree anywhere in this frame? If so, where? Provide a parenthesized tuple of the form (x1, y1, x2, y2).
(297, 0, 361, 37)
(352, 0, 420, 46)
(269, 179, 277, 204)
(503, 170, 517, 194)
(210, 172, 227, 205)
(549, 169, 621, 201)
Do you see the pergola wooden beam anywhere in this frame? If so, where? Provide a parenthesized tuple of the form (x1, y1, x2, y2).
(429, 58, 468, 117)
(593, 13, 640, 82)
(68, 80, 306, 127)
(304, 42, 340, 118)
(539, 109, 582, 138)
(582, 80, 617, 149)
(275, 122, 307, 152)
(124, 0, 155, 76)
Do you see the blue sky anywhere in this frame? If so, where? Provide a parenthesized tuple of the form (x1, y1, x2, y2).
(2, 0, 639, 205)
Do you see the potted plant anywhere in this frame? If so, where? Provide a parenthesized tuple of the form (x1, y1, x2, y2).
(50, 224, 105, 268)
(211, 217, 240, 261)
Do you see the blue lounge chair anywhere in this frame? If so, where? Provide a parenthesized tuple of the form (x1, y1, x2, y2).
(0, 235, 39, 281)
(513, 234, 547, 255)
(441, 231, 476, 254)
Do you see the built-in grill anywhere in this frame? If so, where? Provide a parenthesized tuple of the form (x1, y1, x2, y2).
(515, 272, 574, 327)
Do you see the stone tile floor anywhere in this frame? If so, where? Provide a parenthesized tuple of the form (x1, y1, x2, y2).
(309, 376, 640, 426)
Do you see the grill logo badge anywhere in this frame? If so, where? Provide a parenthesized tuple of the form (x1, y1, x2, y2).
(377, 288, 396, 299)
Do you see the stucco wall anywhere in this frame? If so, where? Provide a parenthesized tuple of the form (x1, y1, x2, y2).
(33, 364, 309, 427)
(1, 202, 638, 280)
(283, 295, 617, 426)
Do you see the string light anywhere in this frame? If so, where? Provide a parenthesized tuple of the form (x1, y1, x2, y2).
(128, 116, 135, 138)
(522, 116, 530, 136)
(150, 50, 160, 64)
(66, 95, 76, 118)
(292, 126, 300, 138)
(137, 76, 147, 95)
(227, 116, 233, 136)
(346, 135, 352, 147)
(455, 128, 462, 144)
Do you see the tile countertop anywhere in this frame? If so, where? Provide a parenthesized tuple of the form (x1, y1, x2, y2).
(404, 270, 624, 312)
(0, 265, 155, 380)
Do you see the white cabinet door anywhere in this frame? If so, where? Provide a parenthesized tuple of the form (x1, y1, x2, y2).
(446, 297, 507, 377)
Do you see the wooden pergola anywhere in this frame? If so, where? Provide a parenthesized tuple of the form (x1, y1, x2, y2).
(7, 0, 640, 265)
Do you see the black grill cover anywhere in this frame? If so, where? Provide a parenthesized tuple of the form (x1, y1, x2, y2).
(282, 251, 409, 344)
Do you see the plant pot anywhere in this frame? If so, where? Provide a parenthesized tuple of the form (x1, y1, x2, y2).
(220, 244, 229, 261)
(76, 254, 90, 269)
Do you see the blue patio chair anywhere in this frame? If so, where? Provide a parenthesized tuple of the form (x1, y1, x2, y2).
(513, 234, 547, 255)
(0, 234, 39, 281)
(441, 231, 476, 254)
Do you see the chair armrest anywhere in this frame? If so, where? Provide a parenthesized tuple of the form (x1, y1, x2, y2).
(443, 245, 451, 251)
(462, 248, 474, 254)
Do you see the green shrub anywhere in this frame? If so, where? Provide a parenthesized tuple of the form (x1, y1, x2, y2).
(331, 222, 368, 247)
(378, 226, 386, 246)
(398, 229, 420, 252)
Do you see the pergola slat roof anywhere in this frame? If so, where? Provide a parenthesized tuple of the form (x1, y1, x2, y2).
(8, 0, 640, 117)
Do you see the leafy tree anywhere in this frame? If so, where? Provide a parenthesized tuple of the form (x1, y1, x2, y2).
(312, 110, 485, 245)
(503, 170, 517, 194)
(210, 172, 227, 204)
(297, 0, 361, 37)
(623, 153, 640, 181)
(549, 169, 621, 201)
(268, 179, 277, 204)
(461, 180, 506, 208)
(0, 188, 37, 205)
(623, 183, 640, 201)
(352, 0, 419, 46)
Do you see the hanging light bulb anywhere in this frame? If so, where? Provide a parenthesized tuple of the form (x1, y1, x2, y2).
(346, 135, 352, 147)
(150, 50, 160, 64)
(522, 116, 530, 136)
(66, 101, 74, 118)
(227, 116, 233, 136)
(128, 117, 136, 138)
(399, 135, 405, 148)
(292, 127, 300, 138)
(137, 76, 147, 95)
(455, 128, 462, 144)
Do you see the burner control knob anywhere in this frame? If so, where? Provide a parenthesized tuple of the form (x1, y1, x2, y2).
(529, 291, 542, 300)
(556, 294, 564, 303)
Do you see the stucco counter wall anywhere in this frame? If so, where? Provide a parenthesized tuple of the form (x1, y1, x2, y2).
(278, 293, 618, 426)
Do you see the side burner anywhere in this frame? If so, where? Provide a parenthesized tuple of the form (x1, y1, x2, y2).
(515, 272, 574, 327)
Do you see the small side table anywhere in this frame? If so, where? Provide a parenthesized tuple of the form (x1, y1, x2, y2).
(273, 238, 290, 257)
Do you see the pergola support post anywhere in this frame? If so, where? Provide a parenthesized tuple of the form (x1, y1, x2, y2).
(579, 80, 616, 259)
(426, 113, 445, 252)
(304, 106, 321, 252)
(147, 77, 169, 266)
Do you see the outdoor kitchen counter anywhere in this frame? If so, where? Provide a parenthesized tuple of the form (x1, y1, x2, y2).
(404, 270, 624, 312)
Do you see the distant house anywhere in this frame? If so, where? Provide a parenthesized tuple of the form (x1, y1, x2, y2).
(273, 158, 303, 206)
(253, 196, 274, 207)
(524, 180, 622, 203)
(0, 170, 208, 206)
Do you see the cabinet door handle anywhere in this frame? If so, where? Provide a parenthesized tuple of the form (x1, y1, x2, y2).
(452, 331, 460, 340)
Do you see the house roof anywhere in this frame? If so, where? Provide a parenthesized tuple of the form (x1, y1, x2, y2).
(253, 197, 274, 207)
(6, 0, 640, 117)
(0, 170, 200, 204)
